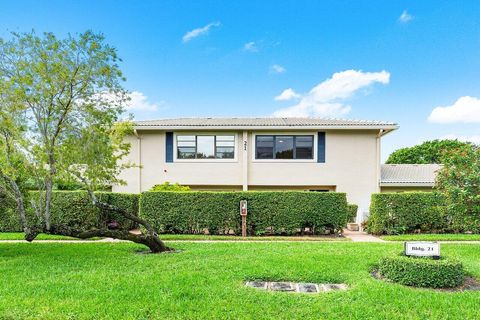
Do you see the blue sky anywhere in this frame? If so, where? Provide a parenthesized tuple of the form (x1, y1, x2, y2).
(1, 0, 479, 160)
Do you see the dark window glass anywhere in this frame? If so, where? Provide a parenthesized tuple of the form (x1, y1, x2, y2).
(216, 147, 235, 159)
(256, 136, 274, 159)
(295, 136, 313, 159)
(275, 136, 294, 159)
(255, 135, 314, 160)
(177, 147, 196, 159)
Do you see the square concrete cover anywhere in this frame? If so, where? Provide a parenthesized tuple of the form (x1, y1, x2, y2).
(297, 283, 319, 293)
(246, 281, 267, 289)
(270, 282, 295, 291)
(322, 284, 348, 291)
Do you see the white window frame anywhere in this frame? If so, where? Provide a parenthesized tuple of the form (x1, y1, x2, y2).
(173, 132, 239, 163)
(251, 132, 318, 163)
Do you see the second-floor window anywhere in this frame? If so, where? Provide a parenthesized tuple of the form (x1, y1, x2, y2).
(177, 134, 235, 159)
(255, 135, 314, 160)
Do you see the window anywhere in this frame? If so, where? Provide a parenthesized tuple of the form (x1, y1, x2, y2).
(255, 135, 313, 160)
(196, 136, 215, 159)
(177, 134, 235, 159)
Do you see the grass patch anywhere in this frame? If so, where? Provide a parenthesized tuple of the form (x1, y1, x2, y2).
(0, 242, 479, 319)
(0, 233, 84, 241)
(381, 234, 480, 242)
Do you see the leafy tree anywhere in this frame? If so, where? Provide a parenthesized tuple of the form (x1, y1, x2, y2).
(0, 31, 171, 252)
(150, 182, 191, 192)
(386, 139, 475, 164)
(435, 145, 480, 232)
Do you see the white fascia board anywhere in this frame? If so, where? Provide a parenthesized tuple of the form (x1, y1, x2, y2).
(134, 125, 400, 131)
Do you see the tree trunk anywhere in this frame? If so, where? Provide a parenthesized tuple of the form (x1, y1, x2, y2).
(0, 173, 31, 235)
(86, 192, 172, 253)
(44, 179, 52, 231)
(9, 180, 31, 235)
(47, 226, 172, 253)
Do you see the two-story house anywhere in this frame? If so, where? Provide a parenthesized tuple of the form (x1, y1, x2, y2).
(114, 117, 439, 222)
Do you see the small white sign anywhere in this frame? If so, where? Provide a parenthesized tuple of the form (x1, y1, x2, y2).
(405, 242, 440, 257)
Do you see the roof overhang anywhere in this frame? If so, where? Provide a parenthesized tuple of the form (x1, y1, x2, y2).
(133, 124, 400, 132)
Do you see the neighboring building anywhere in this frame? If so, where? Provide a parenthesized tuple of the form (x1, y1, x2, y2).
(114, 117, 402, 221)
(380, 164, 442, 192)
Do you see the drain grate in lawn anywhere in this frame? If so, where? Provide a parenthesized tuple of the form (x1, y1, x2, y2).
(245, 281, 348, 293)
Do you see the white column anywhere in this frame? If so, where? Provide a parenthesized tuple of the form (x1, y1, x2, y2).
(242, 131, 248, 191)
(134, 129, 142, 193)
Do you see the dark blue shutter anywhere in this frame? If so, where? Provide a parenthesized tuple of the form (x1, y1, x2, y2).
(317, 132, 325, 163)
(166, 132, 173, 163)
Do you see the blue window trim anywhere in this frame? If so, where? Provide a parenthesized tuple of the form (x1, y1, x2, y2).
(165, 132, 173, 163)
(317, 132, 325, 163)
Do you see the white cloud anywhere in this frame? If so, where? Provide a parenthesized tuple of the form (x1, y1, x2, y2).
(399, 10, 413, 23)
(428, 96, 480, 123)
(243, 41, 258, 52)
(83, 91, 163, 119)
(274, 88, 301, 101)
(126, 91, 162, 111)
(182, 21, 221, 43)
(441, 134, 480, 145)
(273, 70, 390, 117)
(270, 64, 286, 74)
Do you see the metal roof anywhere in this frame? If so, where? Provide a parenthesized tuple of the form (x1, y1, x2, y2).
(134, 117, 398, 132)
(380, 164, 442, 186)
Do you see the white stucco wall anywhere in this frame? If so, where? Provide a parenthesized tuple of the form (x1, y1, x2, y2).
(113, 129, 381, 218)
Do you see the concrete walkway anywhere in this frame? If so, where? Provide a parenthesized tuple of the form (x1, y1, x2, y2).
(342, 229, 386, 242)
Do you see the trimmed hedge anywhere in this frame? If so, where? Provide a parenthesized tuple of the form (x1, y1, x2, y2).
(368, 192, 446, 235)
(140, 191, 348, 235)
(0, 192, 20, 232)
(377, 254, 464, 288)
(346, 204, 358, 223)
(0, 191, 139, 232)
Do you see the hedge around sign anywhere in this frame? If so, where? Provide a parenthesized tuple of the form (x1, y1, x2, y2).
(377, 254, 464, 288)
(368, 192, 446, 235)
(140, 191, 348, 235)
(0, 191, 139, 232)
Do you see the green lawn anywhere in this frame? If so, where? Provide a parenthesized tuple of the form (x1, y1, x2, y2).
(0, 232, 347, 241)
(0, 232, 83, 240)
(381, 234, 480, 242)
(0, 242, 479, 319)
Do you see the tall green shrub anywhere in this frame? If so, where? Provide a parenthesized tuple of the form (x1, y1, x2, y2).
(368, 192, 446, 235)
(346, 204, 358, 223)
(0, 191, 139, 232)
(140, 191, 348, 235)
(0, 192, 21, 232)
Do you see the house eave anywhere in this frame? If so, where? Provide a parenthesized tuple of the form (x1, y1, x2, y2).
(133, 124, 400, 131)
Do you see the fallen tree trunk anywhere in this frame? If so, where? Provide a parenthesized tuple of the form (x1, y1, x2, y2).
(25, 225, 172, 253)
(50, 226, 171, 253)
(24, 186, 172, 253)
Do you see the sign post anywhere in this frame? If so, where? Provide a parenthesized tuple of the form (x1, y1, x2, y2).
(240, 200, 248, 237)
(404, 242, 440, 259)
